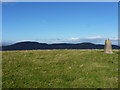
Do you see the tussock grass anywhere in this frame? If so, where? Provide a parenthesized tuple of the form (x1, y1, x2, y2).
(2, 49, 119, 88)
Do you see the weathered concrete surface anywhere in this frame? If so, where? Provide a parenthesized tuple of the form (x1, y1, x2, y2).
(104, 39, 113, 54)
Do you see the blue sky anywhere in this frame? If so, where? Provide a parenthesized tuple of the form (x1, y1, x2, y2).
(2, 2, 118, 45)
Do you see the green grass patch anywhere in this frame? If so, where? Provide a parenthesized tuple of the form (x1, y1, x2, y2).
(2, 49, 119, 88)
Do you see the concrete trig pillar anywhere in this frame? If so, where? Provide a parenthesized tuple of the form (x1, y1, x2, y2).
(104, 39, 113, 54)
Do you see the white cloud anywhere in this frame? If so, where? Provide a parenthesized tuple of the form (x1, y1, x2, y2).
(31, 36, 118, 45)
(110, 38, 120, 41)
(36, 36, 104, 44)
(2, 36, 119, 46)
(70, 38, 79, 40)
(85, 36, 103, 39)
(19, 40, 37, 42)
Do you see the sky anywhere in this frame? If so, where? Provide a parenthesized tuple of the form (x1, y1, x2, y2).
(1, 0, 120, 2)
(2, 2, 118, 45)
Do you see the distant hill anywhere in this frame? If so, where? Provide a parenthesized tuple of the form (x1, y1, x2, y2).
(1, 41, 120, 51)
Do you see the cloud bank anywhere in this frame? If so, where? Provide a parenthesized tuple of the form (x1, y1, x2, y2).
(1, 36, 119, 46)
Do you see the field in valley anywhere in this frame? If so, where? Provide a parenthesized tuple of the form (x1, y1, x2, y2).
(2, 49, 119, 88)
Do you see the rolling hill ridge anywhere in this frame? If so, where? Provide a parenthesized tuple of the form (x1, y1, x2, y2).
(1, 41, 120, 51)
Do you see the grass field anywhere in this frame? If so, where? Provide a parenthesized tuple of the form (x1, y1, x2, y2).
(2, 49, 119, 88)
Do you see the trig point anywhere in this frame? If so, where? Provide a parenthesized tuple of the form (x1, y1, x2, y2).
(104, 39, 113, 54)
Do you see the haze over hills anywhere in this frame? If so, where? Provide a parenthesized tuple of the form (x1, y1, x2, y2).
(1, 41, 120, 51)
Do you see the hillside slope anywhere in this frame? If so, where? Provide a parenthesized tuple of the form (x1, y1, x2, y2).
(2, 41, 120, 51)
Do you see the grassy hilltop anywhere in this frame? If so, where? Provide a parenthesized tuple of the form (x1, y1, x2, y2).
(2, 49, 119, 88)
